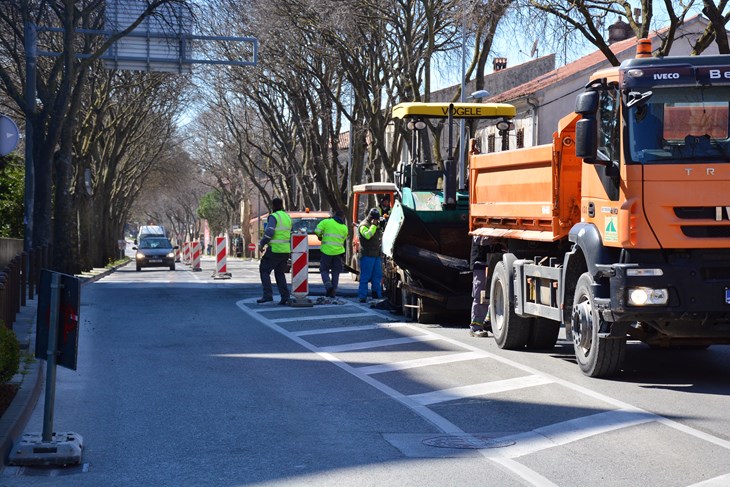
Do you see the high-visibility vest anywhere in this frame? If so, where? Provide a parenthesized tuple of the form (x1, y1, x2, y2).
(315, 218, 347, 256)
(269, 210, 292, 253)
(358, 219, 382, 257)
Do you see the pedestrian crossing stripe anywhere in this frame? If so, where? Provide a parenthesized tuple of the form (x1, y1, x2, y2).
(605, 216, 618, 242)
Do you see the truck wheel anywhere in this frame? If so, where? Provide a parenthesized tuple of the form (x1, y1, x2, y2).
(571, 272, 626, 377)
(490, 261, 530, 349)
(527, 318, 560, 350)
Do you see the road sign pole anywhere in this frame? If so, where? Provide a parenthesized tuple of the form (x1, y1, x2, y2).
(41, 272, 61, 442)
(9, 271, 83, 467)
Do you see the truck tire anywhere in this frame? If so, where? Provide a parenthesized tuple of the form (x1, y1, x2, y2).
(571, 272, 626, 377)
(490, 261, 530, 349)
(527, 318, 560, 350)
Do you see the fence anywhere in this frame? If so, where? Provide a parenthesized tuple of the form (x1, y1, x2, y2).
(0, 238, 52, 330)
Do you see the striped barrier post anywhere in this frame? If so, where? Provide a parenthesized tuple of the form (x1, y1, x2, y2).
(191, 242, 202, 272)
(183, 242, 190, 265)
(290, 232, 312, 307)
(213, 237, 231, 279)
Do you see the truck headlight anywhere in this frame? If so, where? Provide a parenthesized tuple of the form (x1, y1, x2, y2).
(627, 287, 668, 306)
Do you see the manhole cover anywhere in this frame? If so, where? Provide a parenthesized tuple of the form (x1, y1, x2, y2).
(422, 435, 515, 449)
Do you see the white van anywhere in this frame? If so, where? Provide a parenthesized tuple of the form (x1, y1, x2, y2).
(136, 225, 166, 244)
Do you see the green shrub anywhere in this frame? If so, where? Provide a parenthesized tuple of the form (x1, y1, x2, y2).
(0, 324, 20, 383)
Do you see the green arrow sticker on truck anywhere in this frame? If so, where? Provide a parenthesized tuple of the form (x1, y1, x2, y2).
(605, 216, 618, 242)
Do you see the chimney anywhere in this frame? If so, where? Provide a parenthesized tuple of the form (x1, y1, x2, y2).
(607, 19, 634, 45)
(493, 57, 507, 71)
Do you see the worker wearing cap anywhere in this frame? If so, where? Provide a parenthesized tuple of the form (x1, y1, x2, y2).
(358, 208, 384, 303)
(257, 197, 292, 305)
(315, 209, 348, 298)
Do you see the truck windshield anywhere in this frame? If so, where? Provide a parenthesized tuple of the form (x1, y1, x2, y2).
(627, 86, 730, 164)
(290, 218, 323, 234)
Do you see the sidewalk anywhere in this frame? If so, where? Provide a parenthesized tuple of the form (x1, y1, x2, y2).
(0, 264, 122, 469)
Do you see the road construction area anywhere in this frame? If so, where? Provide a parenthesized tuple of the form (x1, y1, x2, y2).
(3, 256, 730, 486)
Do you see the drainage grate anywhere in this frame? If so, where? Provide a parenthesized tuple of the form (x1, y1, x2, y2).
(422, 434, 515, 449)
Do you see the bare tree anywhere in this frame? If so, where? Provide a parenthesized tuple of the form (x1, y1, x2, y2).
(0, 0, 191, 273)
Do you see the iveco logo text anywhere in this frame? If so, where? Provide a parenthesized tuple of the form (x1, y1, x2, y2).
(709, 69, 730, 79)
(654, 73, 680, 80)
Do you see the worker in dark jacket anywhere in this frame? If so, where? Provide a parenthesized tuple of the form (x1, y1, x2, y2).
(358, 208, 384, 303)
(469, 236, 492, 337)
(257, 198, 292, 305)
(315, 209, 348, 297)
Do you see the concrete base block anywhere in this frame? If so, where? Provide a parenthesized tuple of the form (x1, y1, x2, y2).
(8, 432, 83, 467)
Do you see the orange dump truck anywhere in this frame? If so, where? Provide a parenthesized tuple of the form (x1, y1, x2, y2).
(470, 42, 730, 377)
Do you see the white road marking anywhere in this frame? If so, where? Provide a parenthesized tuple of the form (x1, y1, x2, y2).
(493, 408, 656, 459)
(238, 297, 730, 487)
(357, 351, 485, 375)
(293, 322, 408, 336)
(319, 334, 442, 353)
(272, 312, 382, 323)
(687, 473, 730, 487)
(409, 375, 554, 406)
(237, 298, 559, 487)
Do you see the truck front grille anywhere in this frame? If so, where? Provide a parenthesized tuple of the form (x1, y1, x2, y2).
(675, 206, 730, 238)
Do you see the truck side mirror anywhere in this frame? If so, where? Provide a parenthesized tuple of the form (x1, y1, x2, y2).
(575, 91, 599, 115)
(575, 118, 598, 162)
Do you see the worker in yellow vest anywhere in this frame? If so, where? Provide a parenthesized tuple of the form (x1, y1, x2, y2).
(315, 209, 348, 297)
(257, 197, 292, 305)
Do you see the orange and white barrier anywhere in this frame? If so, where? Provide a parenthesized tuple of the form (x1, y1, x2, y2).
(213, 237, 231, 279)
(183, 242, 191, 265)
(191, 241, 201, 272)
(290, 232, 312, 306)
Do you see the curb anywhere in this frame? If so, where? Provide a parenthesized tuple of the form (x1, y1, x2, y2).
(0, 261, 127, 470)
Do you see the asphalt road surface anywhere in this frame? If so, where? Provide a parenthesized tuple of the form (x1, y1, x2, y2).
(3, 255, 730, 487)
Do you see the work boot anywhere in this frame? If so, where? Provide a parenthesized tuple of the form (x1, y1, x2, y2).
(326, 287, 335, 298)
(469, 321, 489, 338)
(257, 297, 273, 304)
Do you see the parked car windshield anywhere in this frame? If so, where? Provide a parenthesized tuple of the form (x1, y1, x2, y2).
(138, 237, 173, 249)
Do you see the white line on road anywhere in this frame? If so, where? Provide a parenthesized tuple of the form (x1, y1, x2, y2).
(293, 322, 408, 336)
(357, 351, 486, 375)
(238, 297, 730, 486)
(236, 298, 560, 487)
(408, 375, 554, 406)
(318, 334, 442, 353)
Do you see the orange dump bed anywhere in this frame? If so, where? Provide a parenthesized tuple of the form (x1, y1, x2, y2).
(469, 114, 582, 242)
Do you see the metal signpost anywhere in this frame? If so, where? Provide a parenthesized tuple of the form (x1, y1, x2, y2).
(10, 270, 82, 466)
